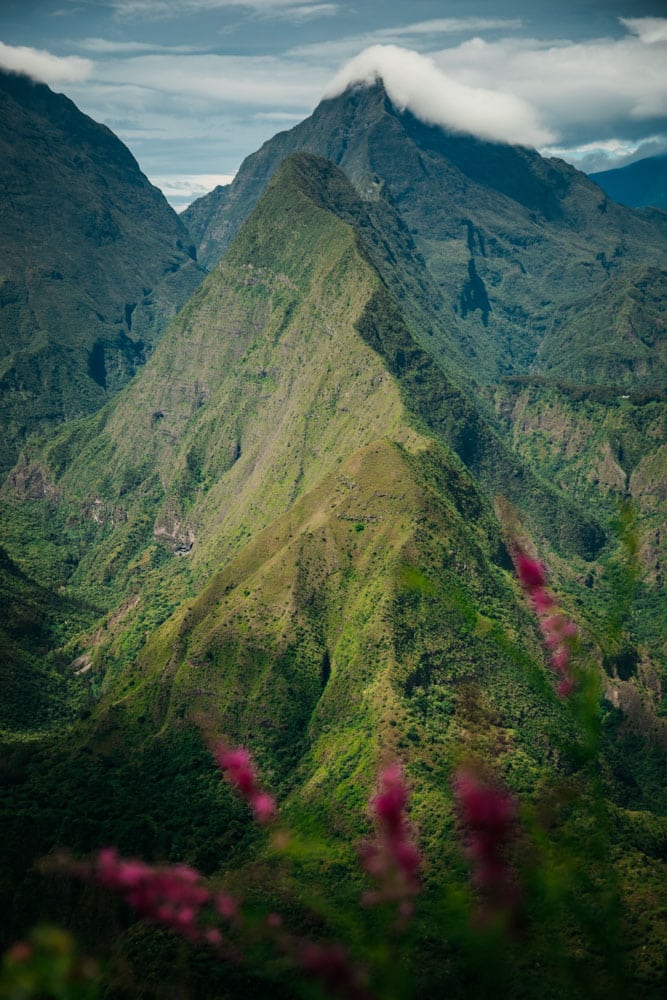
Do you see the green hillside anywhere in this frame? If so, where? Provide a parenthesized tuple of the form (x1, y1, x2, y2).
(1, 154, 605, 632)
(535, 266, 667, 389)
(492, 377, 667, 704)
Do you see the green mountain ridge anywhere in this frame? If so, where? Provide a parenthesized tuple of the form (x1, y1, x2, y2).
(2, 153, 606, 629)
(183, 81, 667, 388)
(0, 69, 206, 474)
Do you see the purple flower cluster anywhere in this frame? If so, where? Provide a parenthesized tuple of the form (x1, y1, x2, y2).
(213, 745, 277, 824)
(91, 848, 237, 946)
(361, 763, 421, 918)
(514, 552, 578, 697)
(452, 767, 520, 919)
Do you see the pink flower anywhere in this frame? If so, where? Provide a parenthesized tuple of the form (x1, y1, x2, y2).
(556, 677, 576, 698)
(361, 763, 421, 918)
(452, 767, 520, 920)
(215, 892, 238, 920)
(215, 747, 256, 796)
(214, 744, 277, 824)
(515, 553, 547, 590)
(251, 791, 277, 824)
(512, 548, 578, 697)
(85, 848, 226, 944)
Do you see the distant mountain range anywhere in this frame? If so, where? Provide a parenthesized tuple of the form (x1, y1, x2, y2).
(591, 152, 667, 212)
(1, 71, 666, 998)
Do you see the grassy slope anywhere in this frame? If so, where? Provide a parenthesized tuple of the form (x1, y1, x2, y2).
(535, 266, 667, 389)
(0, 155, 607, 693)
(0, 154, 418, 720)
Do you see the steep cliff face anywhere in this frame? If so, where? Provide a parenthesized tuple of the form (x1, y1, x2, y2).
(0, 69, 204, 473)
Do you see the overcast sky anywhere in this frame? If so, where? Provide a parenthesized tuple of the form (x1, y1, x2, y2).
(1, 1, 666, 209)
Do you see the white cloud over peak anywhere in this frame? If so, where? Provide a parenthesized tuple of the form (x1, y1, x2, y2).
(433, 27, 667, 142)
(620, 17, 667, 45)
(325, 45, 555, 147)
(0, 41, 92, 84)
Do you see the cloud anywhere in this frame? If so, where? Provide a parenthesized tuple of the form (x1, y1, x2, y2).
(431, 26, 667, 147)
(278, 4, 338, 19)
(0, 40, 92, 84)
(325, 45, 555, 147)
(89, 52, 324, 106)
(108, 0, 339, 19)
(542, 135, 667, 175)
(75, 37, 209, 54)
(620, 17, 667, 45)
(149, 171, 235, 208)
(254, 110, 308, 121)
(286, 16, 523, 61)
(372, 17, 523, 38)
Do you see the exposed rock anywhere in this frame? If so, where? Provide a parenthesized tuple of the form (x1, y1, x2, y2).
(4, 457, 59, 500)
(154, 512, 196, 554)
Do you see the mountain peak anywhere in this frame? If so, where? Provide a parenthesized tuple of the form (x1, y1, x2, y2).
(266, 151, 368, 218)
(324, 45, 554, 148)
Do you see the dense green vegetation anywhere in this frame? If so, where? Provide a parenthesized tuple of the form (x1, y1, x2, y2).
(0, 82, 665, 998)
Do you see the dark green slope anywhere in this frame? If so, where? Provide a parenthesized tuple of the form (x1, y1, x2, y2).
(535, 265, 667, 390)
(183, 81, 667, 386)
(0, 544, 99, 732)
(491, 377, 667, 706)
(590, 153, 667, 211)
(0, 70, 205, 474)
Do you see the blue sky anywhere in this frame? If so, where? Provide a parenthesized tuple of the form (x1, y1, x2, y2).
(1, 1, 666, 209)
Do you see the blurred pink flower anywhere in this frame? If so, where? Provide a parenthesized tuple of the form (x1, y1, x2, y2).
(361, 762, 421, 917)
(87, 848, 238, 945)
(299, 942, 368, 999)
(513, 548, 578, 697)
(214, 744, 277, 824)
(452, 767, 521, 921)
